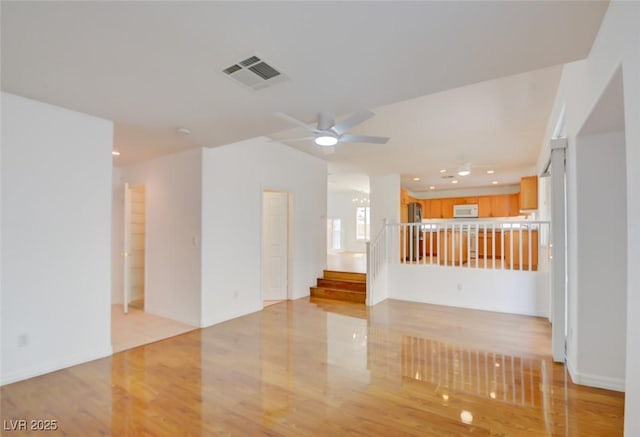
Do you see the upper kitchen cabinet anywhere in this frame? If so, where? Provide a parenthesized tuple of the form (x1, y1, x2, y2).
(401, 188, 410, 205)
(490, 195, 510, 218)
(420, 199, 431, 218)
(478, 196, 492, 218)
(430, 199, 443, 218)
(519, 176, 538, 210)
(441, 198, 455, 218)
(509, 193, 520, 216)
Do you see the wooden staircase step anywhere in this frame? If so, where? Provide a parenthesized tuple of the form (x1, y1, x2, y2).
(317, 278, 366, 292)
(310, 287, 366, 304)
(323, 270, 366, 282)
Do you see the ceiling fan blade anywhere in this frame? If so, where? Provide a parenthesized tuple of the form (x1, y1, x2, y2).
(331, 109, 375, 135)
(275, 112, 318, 133)
(340, 134, 390, 144)
(270, 136, 316, 142)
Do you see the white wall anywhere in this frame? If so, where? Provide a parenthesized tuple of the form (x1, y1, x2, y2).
(327, 190, 368, 253)
(1, 93, 113, 384)
(537, 1, 640, 431)
(370, 175, 400, 237)
(201, 137, 327, 327)
(368, 175, 401, 304)
(389, 265, 549, 317)
(118, 148, 202, 326)
(572, 130, 627, 391)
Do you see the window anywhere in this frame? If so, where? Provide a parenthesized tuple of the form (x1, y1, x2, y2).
(356, 207, 370, 241)
(327, 219, 342, 250)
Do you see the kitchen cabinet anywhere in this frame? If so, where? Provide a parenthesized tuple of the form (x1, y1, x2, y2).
(490, 195, 510, 218)
(439, 230, 468, 266)
(509, 193, 520, 216)
(477, 230, 502, 258)
(407, 193, 524, 220)
(503, 229, 538, 270)
(478, 196, 492, 218)
(401, 188, 409, 205)
(458, 196, 478, 205)
(519, 176, 538, 210)
(441, 198, 455, 218)
(430, 199, 442, 218)
(420, 199, 430, 218)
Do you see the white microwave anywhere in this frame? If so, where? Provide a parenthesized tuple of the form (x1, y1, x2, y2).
(453, 204, 479, 218)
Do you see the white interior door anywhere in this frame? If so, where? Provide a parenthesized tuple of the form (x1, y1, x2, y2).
(123, 183, 131, 313)
(262, 192, 289, 301)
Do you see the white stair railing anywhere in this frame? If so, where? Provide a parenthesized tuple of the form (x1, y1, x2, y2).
(391, 220, 550, 272)
(366, 220, 390, 305)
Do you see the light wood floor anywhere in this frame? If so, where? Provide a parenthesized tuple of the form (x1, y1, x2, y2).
(2, 299, 624, 435)
(111, 304, 197, 353)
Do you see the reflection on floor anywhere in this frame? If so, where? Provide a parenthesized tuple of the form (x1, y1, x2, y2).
(263, 300, 283, 308)
(2, 299, 624, 435)
(111, 304, 196, 353)
(327, 251, 366, 273)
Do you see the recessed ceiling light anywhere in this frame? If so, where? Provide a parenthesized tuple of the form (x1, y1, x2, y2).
(492, 180, 499, 185)
(451, 179, 458, 184)
(429, 186, 436, 190)
(315, 134, 338, 147)
(413, 177, 421, 181)
(112, 150, 120, 156)
(439, 169, 447, 173)
(487, 170, 495, 174)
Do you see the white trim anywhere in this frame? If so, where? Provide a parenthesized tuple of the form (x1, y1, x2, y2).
(566, 358, 625, 392)
(1, 345, 113, 386)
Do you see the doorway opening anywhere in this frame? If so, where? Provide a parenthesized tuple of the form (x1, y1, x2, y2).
(262, 191, 291, 308)
(568, 67, 627, 387)
(124, 184, 146, 313)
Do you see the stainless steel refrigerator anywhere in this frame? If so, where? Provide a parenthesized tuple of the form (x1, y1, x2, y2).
(407, 202, 422, 260)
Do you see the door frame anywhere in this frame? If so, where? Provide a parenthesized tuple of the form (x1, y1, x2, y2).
(261, 189, 293, 302)
(123, 182, 148, 313)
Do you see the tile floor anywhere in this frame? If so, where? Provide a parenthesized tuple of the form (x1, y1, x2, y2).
(111, 304, 197, 353)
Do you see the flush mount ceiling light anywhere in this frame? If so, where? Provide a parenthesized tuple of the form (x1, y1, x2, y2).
(315, 134, 338, 147)
(413, 177, 421, 181)
(487, 169, 495, 174)
(429, 186, 436, 190)
(457, 162, 471, 176)
(451, 179, 459, 184)
(439, 169, 447, 173)
(492, 180, 499, 185)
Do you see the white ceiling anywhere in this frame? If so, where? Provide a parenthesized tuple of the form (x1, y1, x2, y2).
(1, 1, 608, 191)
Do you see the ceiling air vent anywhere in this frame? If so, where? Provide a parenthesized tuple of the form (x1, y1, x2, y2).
(222, 55, 288, 91)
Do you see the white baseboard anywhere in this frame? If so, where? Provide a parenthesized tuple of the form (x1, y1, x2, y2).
(566, 358, 625, 392)
(1, 345, 113, 386)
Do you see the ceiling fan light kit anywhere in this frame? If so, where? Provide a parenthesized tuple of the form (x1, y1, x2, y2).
(315, 134, 338, 147)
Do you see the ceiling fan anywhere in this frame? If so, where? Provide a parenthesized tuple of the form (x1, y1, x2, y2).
(275, 109, 390, 147)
